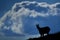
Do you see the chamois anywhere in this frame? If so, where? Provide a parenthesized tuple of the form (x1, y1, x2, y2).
(36, 24, 50, 37)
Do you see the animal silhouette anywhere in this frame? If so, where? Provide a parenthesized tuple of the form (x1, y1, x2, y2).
(36, 24, 50, 37)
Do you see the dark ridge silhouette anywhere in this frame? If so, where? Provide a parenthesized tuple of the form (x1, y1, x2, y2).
(36, 24, 50, 37)
(28, 32, 60, 40)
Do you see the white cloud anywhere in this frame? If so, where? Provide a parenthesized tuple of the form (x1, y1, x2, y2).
(13, 1, 60, 16)
(0, 1, 60, 36)
(3, 26, 10, 30)
(37, 2, 49, 7)
(30, 10, 49, 17)
(26, 34, 40, 39)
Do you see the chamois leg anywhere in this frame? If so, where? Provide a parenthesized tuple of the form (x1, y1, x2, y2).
(47, 33, 49, 35)
(41, 34, 44, 37)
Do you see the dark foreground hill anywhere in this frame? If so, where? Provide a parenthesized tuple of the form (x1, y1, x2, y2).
(28, 32, 60, 40)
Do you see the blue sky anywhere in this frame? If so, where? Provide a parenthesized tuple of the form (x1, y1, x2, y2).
(0, 0, 60, 40)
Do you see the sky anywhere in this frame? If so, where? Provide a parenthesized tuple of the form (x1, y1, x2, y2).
(0, 0, 60, 40)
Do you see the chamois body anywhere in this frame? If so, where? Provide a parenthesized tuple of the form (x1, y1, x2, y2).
(36, 24, 50, 37)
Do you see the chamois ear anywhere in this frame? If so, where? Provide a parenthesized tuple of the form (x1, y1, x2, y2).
(36, 24, 39, 27)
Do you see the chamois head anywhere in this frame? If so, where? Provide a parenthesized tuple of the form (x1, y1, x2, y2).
(36, 24, 39, 27)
